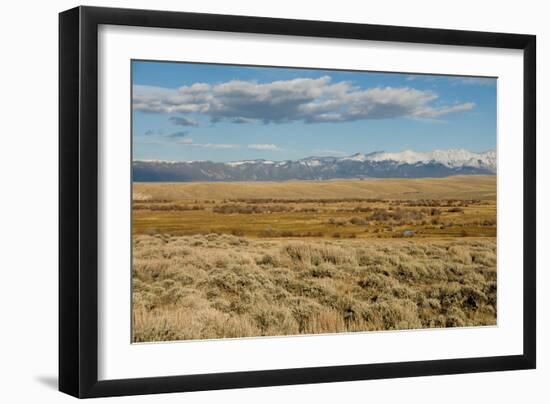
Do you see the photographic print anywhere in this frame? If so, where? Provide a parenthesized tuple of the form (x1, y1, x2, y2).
(131, 61, 497, 343)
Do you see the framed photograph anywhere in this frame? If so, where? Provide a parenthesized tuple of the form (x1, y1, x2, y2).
(59, 6, 536, 398)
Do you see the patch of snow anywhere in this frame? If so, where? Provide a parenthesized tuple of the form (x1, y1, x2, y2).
(305, 159, 321, 167)
(226, 161, 250, 167)
(341, 153, 367, 162)
(362, 149, 496, 171)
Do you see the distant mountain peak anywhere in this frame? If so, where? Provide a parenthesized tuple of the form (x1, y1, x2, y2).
(133, 148, 496, 182)
(363, 148, 496, 171)
(341, 152, 368, 162)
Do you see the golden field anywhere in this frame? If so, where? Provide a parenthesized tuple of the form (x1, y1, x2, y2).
(133, 175, 496, 201)
(132, 176, 497, 342)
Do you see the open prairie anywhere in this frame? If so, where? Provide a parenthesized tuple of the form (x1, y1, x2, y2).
(133, 176, 496, 240)
(132, 176, 496, 342)
(133, 175, 496, 201)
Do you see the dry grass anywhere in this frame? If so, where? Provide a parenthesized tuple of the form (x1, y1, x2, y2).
(132, 197, 496, 239)
(132, 176, 497, 342)
(132, 234, 496, 342)
(134, 175, 496, 201)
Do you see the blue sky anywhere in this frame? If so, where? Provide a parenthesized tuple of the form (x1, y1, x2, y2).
(132, 60, 496, 162)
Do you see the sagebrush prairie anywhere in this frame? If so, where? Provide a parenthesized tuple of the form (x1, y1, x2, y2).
(132, 176, 497, 342)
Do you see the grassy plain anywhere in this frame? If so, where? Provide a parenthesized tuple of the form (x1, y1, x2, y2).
(133, 175, 496, 201)
(132, 176, 497, 342)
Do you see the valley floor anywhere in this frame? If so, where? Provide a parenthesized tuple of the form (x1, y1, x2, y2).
(132, 176, 497, 341)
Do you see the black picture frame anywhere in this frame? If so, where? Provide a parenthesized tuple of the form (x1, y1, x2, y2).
(59, 5, 536, 398)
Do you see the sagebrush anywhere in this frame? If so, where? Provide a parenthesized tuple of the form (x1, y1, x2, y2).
(132, 234, 496, 342)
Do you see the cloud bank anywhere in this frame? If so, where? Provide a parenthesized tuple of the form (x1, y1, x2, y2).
(176, 140, 283, 151)
(133, 76, 475, 124)
(177, 141, 239, 149)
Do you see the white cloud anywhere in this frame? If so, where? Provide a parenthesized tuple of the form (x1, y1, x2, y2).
(133, 76, 475, 124)
(247, 144, 282, 151)
(177, 139, 239, 149)
(411, 102, 475, 118)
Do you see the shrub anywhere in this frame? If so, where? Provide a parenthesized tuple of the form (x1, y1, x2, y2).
(328, 217, 348, 226)
(447, 207, 464, 213)
(132, 234, 497, 342)
(349, 216, 369, 225)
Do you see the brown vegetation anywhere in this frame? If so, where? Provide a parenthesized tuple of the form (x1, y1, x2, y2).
(132, 177, 497, 342)
(132, 175, 496, 201)
(133, 234, 496, 342)
(132, 196, 496, 239)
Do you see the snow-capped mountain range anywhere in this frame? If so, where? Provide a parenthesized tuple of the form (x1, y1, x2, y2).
(341, 149, 496, 169)
(133, 149, 496, 182)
